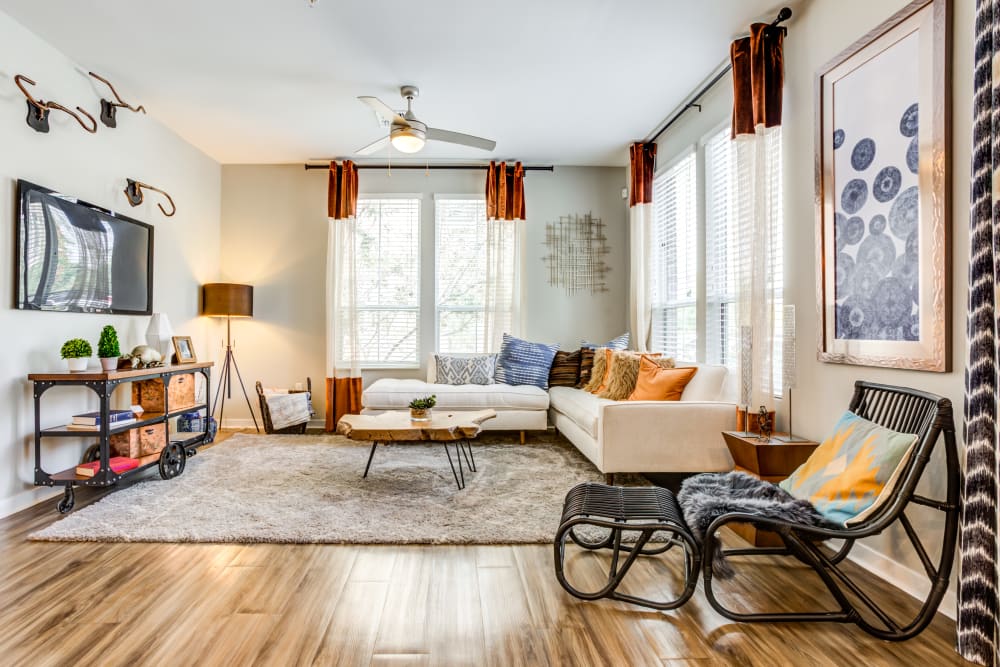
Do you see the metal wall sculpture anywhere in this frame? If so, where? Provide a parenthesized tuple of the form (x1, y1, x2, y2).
(542, 213, 610, 294)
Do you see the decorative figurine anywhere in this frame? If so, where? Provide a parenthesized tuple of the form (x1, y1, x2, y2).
(757, 405, 773, 441)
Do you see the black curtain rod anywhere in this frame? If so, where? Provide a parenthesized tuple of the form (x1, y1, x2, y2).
(304, 163, 554, 171)
(647, 6, 792, 144)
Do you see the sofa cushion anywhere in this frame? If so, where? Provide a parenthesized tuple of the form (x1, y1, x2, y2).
(494, 334, 559, 389)
(549, 386, 614, 438)
(582, 332, 629, 350)
(577, 348, 596, 388)
(435, 354, 496, 385)
(675, 362, 728, 401)
(363, 378, 549, 411)
(629, 359, 696, 401)
(548, 349, 581, 387)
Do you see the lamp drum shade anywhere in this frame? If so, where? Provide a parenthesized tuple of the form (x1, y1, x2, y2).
(202, 283, 253, 317)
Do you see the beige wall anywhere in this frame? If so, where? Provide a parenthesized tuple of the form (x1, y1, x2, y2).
(655, 0, 972, 612)
(219, 165, 628, 425)
(0, 11, 222, 515)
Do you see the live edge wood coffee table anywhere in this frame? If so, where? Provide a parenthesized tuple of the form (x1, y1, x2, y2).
(337, 409, 496, 490)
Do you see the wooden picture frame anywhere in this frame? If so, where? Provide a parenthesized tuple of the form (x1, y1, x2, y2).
(171, 336, 197, 364)
(815, 0, 950, 371)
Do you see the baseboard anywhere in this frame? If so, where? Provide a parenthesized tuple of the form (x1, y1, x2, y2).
(220, 418, 326, 430)
(0, 486, 63, 519)
(846, 541, 957, 620)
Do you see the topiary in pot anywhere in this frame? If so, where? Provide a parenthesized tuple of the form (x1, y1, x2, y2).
(408, 395, 436, 422)
(97, 325, 121, 371)
(60, 338, 93, 373)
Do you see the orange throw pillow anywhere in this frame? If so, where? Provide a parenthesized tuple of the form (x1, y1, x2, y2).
(628, 358, 697, 401)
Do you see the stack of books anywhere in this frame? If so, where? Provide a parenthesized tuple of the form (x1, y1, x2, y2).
(76, 456, 140, 477)
(66, 409, 137, 431)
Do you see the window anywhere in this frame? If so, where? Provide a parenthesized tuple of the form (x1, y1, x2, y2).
(435, 197, 487, 353)
(352, 197, 420, 366)
(704, 127, 739, 369)
(650, 150, 698, 361)
(767, 130, 784, 395)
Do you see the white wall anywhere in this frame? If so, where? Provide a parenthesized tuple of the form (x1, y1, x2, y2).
(654, 0, 973, 614)
(219, 164, 628, 425)
(0, 11, 222, 515)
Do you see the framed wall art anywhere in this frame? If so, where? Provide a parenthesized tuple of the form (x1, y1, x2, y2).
(815, 0, 950, 371)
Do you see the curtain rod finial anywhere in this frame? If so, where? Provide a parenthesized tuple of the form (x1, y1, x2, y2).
(774, 7, 792, 25)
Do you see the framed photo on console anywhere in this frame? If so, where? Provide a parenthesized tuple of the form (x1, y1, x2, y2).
(815, 0, 950, 371)
(172, 336, 197, 364)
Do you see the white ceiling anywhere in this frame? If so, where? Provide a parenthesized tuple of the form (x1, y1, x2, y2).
(1, 0, 786, 166)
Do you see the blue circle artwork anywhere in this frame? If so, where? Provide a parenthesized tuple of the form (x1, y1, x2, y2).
(904, 313, 919, 341)
(844, 216, 865, 245)
(851, 138, 876, 171)
(841, 179, 868, 214)
(906, 137, 919, 174)
(899, 103, 919, 137)
(870, 214, 887, 235)
(833, 129, 845, 149)
(872, 166, 902, 202)
(874, 277, 911, 330)
(850, 261, 882, 300)
(906, 230, 919, 261)
(836, 252, 854, 295)
(837, 296, 875, 339)
(891, 254, 918, 288)
(835, 212, 847, 251)
(857, 234, 896, 277)
(889, 186, 919, 238)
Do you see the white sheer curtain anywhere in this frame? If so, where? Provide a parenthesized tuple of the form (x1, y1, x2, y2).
(482, 217, 522, 352)
(326, 216, 359, 379)
(629, 201, 653, 353)
(735, 125, 781, 411)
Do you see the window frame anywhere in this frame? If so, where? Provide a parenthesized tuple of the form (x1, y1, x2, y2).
(433, 194, 489, 354)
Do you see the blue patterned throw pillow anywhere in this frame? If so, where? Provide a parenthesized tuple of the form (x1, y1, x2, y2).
(435, 354, 496, 385)
(494, 334, 559, 389)
(582, 332, 629, 350)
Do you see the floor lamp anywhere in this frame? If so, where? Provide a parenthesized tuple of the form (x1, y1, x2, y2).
(202, 283, 259, 432)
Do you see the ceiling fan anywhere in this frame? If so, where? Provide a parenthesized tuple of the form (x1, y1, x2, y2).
(356, 85, 496, 155)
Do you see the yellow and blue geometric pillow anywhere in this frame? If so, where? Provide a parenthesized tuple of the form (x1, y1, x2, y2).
(779, 411, 918, 526)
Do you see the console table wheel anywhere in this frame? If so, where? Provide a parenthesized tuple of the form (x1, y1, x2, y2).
(57, 486, 75, 514)
(158, 443, 186, 480)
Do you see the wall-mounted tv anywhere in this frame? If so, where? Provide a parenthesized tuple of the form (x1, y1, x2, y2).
(15, 179, 153, 315)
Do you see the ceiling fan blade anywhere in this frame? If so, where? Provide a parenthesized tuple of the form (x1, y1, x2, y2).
(358, 96, 408, 126)
(355, 135, 390, 155)
(426, 128, 496, 151)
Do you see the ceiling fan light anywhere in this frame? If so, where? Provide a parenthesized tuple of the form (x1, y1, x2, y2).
(391, 127, 426, 153)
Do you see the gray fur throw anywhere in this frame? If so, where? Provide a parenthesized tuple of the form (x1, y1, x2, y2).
(677, 471, 832, 579)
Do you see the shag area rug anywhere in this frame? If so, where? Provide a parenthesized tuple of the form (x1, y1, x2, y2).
(30, 432, 607, 544)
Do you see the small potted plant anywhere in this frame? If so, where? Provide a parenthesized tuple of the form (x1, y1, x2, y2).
(60, 338, 93, 372)
(409, 395, 436, 422)
(97, 325, 121, 372)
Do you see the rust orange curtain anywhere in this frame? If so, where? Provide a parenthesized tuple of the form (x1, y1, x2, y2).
(628, 143, 656, 206)
(485, 161, 525, 220)
(731, 23, 785, 138)
(327, 160, 358, 219)
(326, 159, 362, 431)
(325, 377, 362, 431)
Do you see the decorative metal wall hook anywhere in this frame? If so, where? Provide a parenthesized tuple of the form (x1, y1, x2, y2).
(14, 74, 97, 134)
(88, 72, 146, 128)
(124, 179, 176, 217)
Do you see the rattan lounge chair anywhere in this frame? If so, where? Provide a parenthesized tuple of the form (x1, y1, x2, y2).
(701, 381, 959, 640)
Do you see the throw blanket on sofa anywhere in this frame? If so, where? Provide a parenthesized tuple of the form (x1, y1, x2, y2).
(677, 471, 832, 578)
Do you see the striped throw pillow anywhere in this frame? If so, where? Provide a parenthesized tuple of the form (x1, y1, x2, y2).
(582, 332, 630, 350)
(548, 350, 582, 387)
(576, 348, 596, 388)
(494, 334, 559, 389)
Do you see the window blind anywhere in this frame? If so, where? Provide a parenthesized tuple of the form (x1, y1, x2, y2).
(768, 129, 784, 396)
(650, 151, 698, 361)
(435, 198, 488, 353)
(351, 198, 421, 366)
(705, 126, 739, 370)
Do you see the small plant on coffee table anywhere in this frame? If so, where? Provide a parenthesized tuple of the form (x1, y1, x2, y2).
(409, 395, 436, 421)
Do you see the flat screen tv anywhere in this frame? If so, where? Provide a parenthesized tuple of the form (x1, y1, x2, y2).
(15, 179, 153, 315)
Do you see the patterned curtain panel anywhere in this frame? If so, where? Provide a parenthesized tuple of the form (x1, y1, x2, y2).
(325, 160, 362, 431)
(629, 142, 656, 352)
(959, 2, 1000, 663)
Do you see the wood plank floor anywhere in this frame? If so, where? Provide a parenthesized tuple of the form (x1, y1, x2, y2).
(0, 430, 971, 666)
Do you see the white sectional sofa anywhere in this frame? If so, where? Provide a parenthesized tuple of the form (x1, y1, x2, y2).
(361, 362, 549, 432)
(548, 362, 737, 478)
(361, 359, 736, 477)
